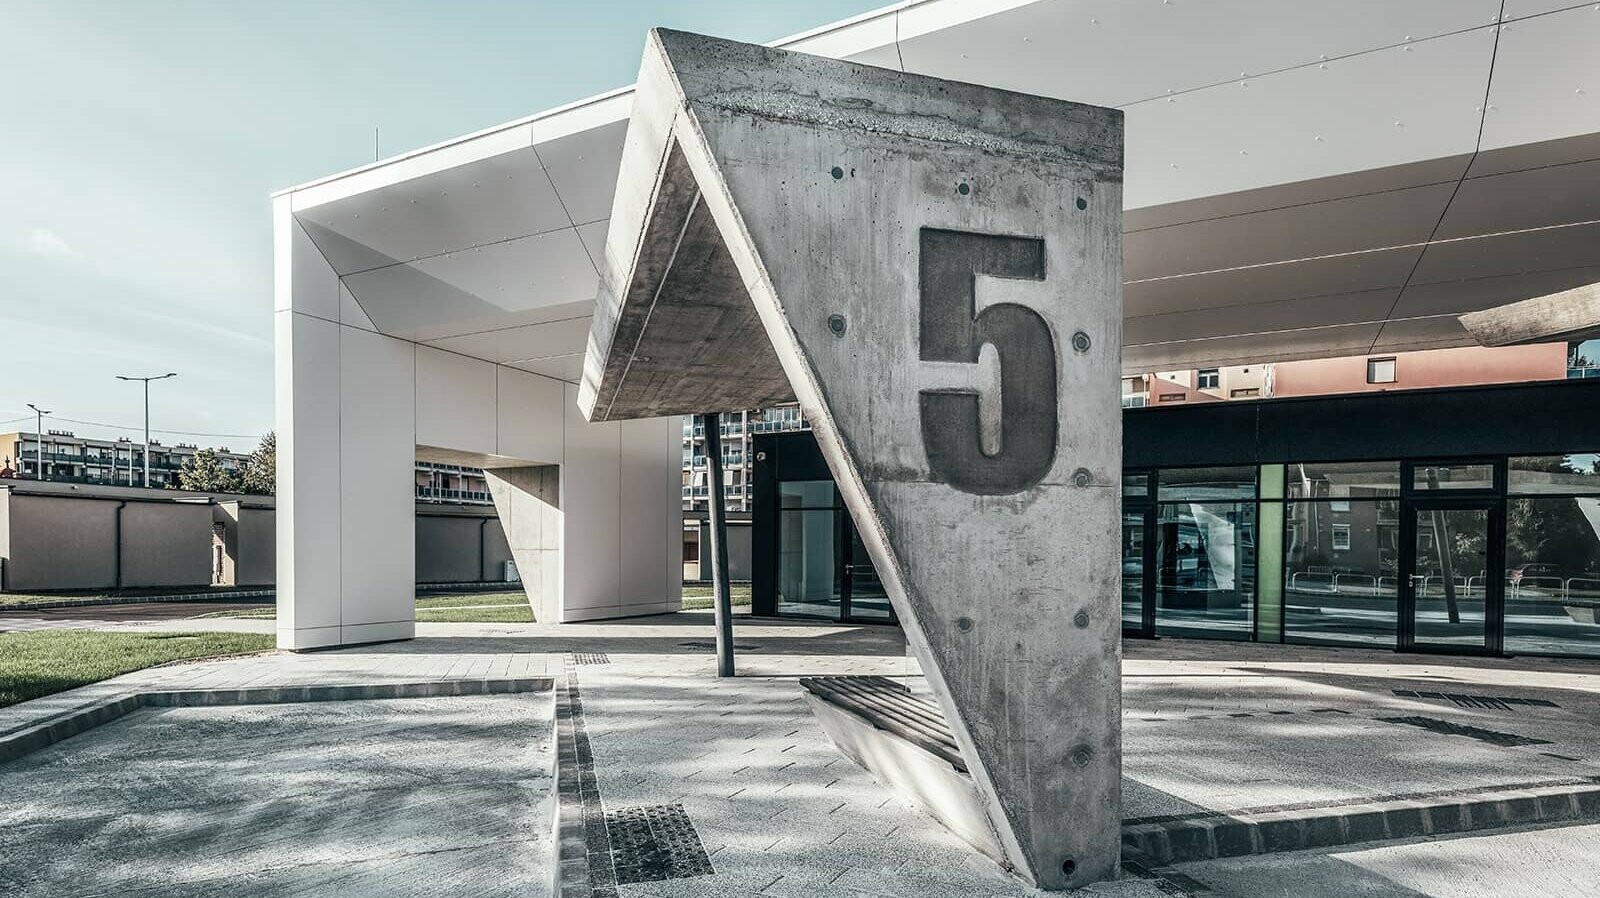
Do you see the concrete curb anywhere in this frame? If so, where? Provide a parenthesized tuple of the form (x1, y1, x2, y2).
(553, 676, 593, 898)
(0, 581, 518, 613)
(1122, 781, 1600, 865)
(0, 676, 553, 766)
(0, 590, 275, 612)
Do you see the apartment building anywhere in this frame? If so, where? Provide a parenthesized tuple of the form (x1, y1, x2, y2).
(682, 406, 809, 513)
(414, 461, 492, 506)
(0, 431, 248, 489)
(1124, 341, 1590, 408)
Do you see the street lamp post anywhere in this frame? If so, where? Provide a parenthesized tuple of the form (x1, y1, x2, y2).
(115, 373, 177, 488)
(25, 403, 50, 481)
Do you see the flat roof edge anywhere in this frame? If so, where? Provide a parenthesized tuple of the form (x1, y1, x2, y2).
(270, 0, 969, 200)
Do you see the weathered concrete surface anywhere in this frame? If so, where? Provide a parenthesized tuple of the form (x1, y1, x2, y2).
(486, 465, 562, 622)
(1459, 280, 1600, 346)
(580, 30, 1124, 889)
(0, 695, 554, 897)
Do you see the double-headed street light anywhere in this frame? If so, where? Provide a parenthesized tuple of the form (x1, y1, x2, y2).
(115, 373, 177, 488)
(25, 403, 51, 481)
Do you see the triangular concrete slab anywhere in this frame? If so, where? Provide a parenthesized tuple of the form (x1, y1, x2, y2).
(581, 29, 1124, 889)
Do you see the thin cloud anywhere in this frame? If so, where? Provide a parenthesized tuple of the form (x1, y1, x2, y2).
(24, 227, 76, 257)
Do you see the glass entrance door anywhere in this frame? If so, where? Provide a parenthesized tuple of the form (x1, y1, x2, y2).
(1404, 503, 1499, 652)
(843, 525, 894, 622)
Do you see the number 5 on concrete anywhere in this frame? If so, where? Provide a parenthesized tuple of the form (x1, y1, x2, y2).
(918, 228, 1056, 496)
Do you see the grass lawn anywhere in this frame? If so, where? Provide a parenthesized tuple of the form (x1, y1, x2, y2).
(0, 630, 275, 708)
(197, 591, 533, 623)
(681, 584, 753, 611)
(0, 593, 106, 608)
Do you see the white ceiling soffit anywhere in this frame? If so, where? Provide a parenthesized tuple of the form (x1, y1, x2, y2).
(277, 0, 1600, 373)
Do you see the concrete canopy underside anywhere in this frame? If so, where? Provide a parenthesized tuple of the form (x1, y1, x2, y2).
(578, 29, 1124, 889)
(276, 0, 1600, 380)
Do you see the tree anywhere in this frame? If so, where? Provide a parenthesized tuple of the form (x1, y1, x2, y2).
(238, 432, 275, 496)
(177, 448, 239, 493)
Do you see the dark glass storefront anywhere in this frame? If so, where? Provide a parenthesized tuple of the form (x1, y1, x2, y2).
(752, 379, 1600, 659)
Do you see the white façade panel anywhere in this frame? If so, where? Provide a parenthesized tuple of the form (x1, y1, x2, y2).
(1125, 181, 1455, 280)
(338, 328, 416, 641)
(496, 366, 565, 465)
(275, 310, 341, 645)
(559, 382, 621, 618)
(536, 120, 628, 226)
(1369, 314, 1473, 352)
(617, 416, 680, 611)
(1124, 321, 1387, 373)
(275, 201, 340, 319)
(427, 316, 593, 364)
(575, 220, 609, 272)
(896, 0, 1498, 110)
(295, 146, 568, 272)
(1478, 6, 1600, 152)
(1503, 1, 1593, 22)
(1124, 246, 1421, 319)
(415, 346, 498, 455)
(1122, 28, 1495, 209)
(393, 299, 597, 345)
(1393, 264, 1600, 319)
(510, 354, 586, 384)
(1124, 288, 1400, 345)
(404, 227, 600, 312)
(339, 283, 377, 332)
(777, 6, 901, 68)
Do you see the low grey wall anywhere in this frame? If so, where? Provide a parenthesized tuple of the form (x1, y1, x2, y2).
(1, 494, 210, 591)
(416, 512, 513, 583)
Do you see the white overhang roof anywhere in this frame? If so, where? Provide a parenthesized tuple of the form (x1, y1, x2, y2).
(276, 0, 1600, 380)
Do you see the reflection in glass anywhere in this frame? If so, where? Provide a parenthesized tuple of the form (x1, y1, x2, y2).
(1124, 472, 1151, 499)
(779, 479, 836, 508)
(1154, 501, 1255, 640)
(1283, 499, 1399, 646)
(846, 525, 892, 621)
(1122, 512, 1146, 631)
(1412, 506, 1490, 648)
(1286, 461, 1401, 500)
(1503, 497, 1600, 656)
(777, 509, 840, 618)
(1508, 454, 1600, 496)
(1157, 466, 1256, 502)
(1412, 463, 1494, 491)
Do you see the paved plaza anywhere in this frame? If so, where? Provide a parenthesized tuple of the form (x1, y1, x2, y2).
(3, 611, 1600, 895)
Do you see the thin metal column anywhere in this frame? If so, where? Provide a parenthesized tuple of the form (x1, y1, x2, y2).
(703, 412, 735, 677)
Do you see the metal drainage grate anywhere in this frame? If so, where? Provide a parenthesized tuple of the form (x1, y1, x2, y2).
(570, 653, 611, 666)
(676, 641, 761, 652)
(1379, 715, 1551, 747)
(1391, 689, 1559, 711)
(605, 803, 714, 884)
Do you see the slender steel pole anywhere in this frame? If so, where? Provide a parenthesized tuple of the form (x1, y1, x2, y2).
(703, 412, 735, 677)
(116, 373, 175, 489)
(26, 404, 50, 481)
(142, 380, 150, 488)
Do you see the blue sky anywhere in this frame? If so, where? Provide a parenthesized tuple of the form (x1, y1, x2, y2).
(0, 0, 883, 454)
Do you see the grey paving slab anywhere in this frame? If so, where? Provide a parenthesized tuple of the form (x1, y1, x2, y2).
(1171, 821, 1600, 898)
(0, 694, 554, 898)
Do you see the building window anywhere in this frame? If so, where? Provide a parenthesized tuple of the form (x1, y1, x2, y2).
(1158, 393, 1186, 402)
(1331, 524, 1351, 551)
(1367, 357, 1396, 384)
(1197, 368, 1220, 389)
(1570, 339, 1600, 379)
(1229, 387, 1260, 398)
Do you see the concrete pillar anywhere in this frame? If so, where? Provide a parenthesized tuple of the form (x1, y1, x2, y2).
(274, 196, 416, 650)
(486, 465, 561, 624)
